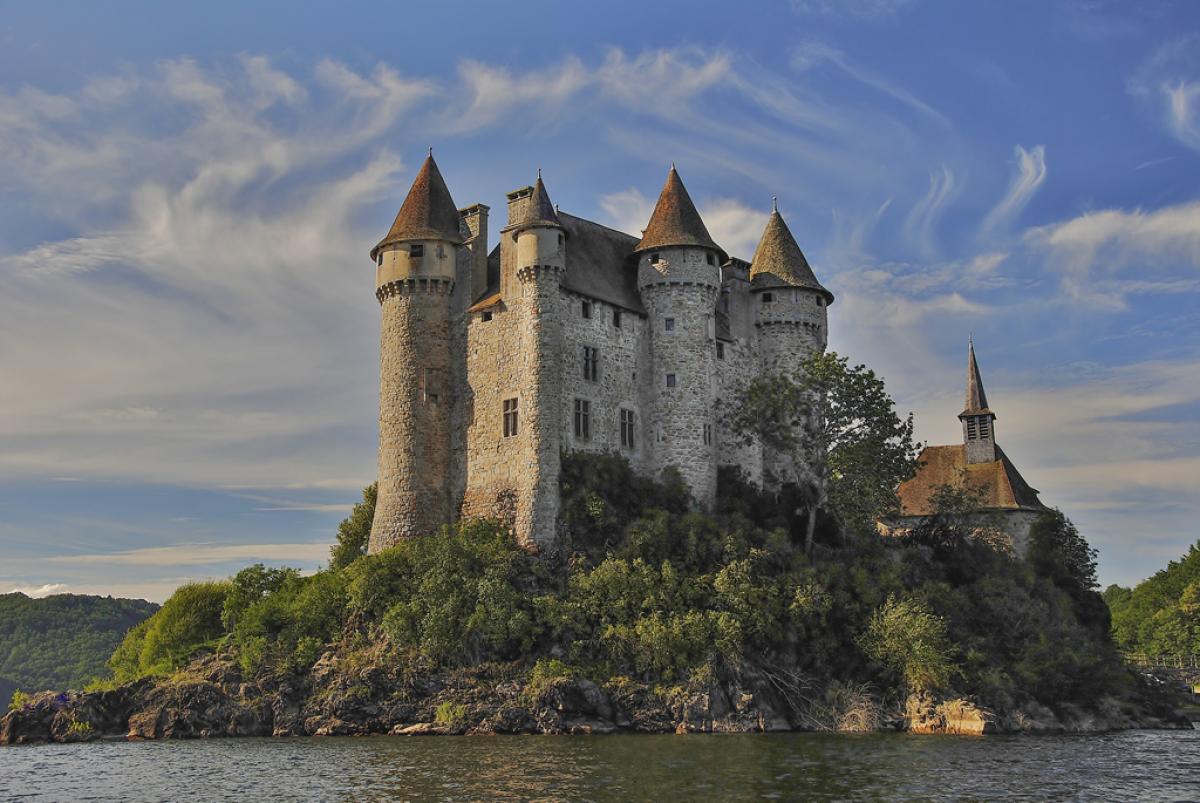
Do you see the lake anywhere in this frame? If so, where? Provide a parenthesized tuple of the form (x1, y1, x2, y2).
(1, 730, 1197, 801)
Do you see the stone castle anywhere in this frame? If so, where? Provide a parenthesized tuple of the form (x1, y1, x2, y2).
(367, 154, 833, 553)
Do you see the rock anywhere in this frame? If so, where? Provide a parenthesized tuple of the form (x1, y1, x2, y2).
(906, 693, 995, 735)
(392, 722, 448, 735)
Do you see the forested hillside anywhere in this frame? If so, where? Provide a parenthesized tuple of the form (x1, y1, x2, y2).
(1104, 543, 1200, 656)
(0, 593, 158, 694)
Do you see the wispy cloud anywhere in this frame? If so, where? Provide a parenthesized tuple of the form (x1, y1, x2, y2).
(1129, 35, 1200, 151)
(981, 145, 1047, 236)
(46, 542, 331, 567)
(790, 0, 919, 20)
(903, 165, 959, 255)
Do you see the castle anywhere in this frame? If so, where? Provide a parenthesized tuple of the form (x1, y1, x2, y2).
(367, 154, 833, 553)
(883, 340, 1049, 553)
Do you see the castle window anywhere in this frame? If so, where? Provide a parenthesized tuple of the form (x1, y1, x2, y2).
(583, 346, 598, 382)
(377, 252, 383, 266)
(503, 398, 518, 438)
(706, 252, 715, 266)
(482, 311, 493, 322)
(558, 233, 564, 246)
(574, 398, 591, 440)
(651, 252, 660, 263)
(817, 297, 825, 307)
(716, 342, 725, 360)
(620, 409, 635, 449)
(582, 300, 592, 319)
(703, 423, 712, 446)
(410, 244, 424, 258)
(420, 368, 439, 404)
(762, 292, 773, 303)
(665, 318, 675, 332)
(666, 373, 676, 388)
(613, 309, 621, 328)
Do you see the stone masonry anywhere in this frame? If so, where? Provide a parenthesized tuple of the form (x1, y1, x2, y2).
(368, 156, 834, 552)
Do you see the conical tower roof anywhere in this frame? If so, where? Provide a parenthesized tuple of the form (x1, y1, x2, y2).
(749, 204, 833, 303)
(371, 153, 463, 260)
(960, 339, 993, 417)
(634, 166, 725, 260)
(509, 171, 563, 231)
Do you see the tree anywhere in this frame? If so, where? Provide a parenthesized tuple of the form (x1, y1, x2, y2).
(722, 352, 921, 551)
(860, 594, 957, 694)
(330, 483, 377, 570)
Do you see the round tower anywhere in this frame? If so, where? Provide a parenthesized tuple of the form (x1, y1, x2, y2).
(505, 172, 567, 548)
(634, 166, 725, 506)
(749, 199, 834, 491)
(368, 152, 462, 553)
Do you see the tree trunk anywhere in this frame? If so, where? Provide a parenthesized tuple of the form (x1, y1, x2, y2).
(804, 505, 817, 555)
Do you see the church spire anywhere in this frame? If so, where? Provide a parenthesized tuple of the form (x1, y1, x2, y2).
(959, 339, 997, 464)
(634, 165, 725, 260)
(962, 337, 991, 415)
(371, 152, 463, 261)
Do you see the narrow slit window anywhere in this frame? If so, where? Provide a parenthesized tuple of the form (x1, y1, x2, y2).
(716, 342, 725, 360)
(703, 423, 712, 446)
(583, 346, 598, 382)
(503, 398, 518, 438)
(573, 398, 591, 440)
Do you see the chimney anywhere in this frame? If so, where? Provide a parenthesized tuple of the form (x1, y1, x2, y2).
(505, 185, 534, 228)
(459, 203, 490, 301)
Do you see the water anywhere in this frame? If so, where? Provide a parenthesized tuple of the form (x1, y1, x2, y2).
(1, 730, 1197, 802)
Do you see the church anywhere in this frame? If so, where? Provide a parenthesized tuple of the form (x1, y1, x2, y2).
(882, 341, 1050, 553)
(366, 154, 833, 552)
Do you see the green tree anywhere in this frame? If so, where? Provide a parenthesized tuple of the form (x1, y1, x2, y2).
(722, 352, 920, 551)
(113, 581, 230, 680)
(330, 483, 376, 570)
(860, 594, 957, 694)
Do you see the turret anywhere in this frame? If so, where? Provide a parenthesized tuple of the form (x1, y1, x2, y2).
(369, 152, 462, 553)
(959, 339, 997, 464)
(502, 172, 567, 548)
(634, 165, 725, 504)
(748, 200, 833, 490)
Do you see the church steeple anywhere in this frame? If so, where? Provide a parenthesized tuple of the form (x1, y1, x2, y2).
(959, 338, 997, 464)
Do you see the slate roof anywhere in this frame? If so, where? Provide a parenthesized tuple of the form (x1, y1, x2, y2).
(748, 208, 833, 303)
(896, 444, 1047, 516)
(471, 211, 646, 314)
(961, 339, 992, 417)
(371, 154, 463, 260)
(634, 166, 726, 261)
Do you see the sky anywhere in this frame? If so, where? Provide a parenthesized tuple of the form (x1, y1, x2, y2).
(1, 0, 1198, 602)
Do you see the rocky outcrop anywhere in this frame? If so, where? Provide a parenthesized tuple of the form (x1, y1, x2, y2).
(3, 651, 1193, 745)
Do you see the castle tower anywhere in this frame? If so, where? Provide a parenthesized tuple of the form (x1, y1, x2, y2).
(959, 339, 997, 464)
(749, 200, 834, 490)
(504, 172, 567, 548)
(634, 166, 726, 505)
(368, 153, 462, 553)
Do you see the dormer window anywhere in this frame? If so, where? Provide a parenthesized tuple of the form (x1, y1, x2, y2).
(410, 244, 424, 258)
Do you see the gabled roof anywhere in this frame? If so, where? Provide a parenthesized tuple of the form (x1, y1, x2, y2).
(634, 166, 726, 260)
(896, 444, 1047, 517)
(371, 154, 463, 259)
(748, 207, 833, 303)
(961, 339, 993, 417)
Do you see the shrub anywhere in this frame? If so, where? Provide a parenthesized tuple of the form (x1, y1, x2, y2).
(231, 569, 348, 674)
(113, 582, 230, 680)
(860, 594, 957, 694)
(434, 701, 469, 729)
(8, 689, 31, 712)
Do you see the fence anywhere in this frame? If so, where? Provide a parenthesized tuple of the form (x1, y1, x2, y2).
(1124, 654, 1200, 670)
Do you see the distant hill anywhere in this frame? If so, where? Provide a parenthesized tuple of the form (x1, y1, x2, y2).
(0, 676, 16, 705)
(0, 593, 159, 694)
(1104, 541, 1200, 656)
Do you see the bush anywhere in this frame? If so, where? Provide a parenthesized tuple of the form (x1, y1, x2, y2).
(231, 569, 349, 674)
(111, 582, 230, 680)
(860, 594, 957, 694)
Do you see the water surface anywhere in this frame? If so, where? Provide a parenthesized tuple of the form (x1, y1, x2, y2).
(2, 730, 1197, 801)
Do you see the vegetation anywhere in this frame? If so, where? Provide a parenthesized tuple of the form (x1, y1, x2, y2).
(99, 355, 1130, 722)
(721, 352, 921, 551)
(1104, 542, 1200, 656)
(0, 592, 157, 693)
(330, 484, 376, 571)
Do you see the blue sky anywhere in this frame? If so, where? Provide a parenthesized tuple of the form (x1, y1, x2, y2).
(1, 0, 1198, 601)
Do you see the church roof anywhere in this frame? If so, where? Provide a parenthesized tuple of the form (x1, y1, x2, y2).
(748, 206, 833, 303)
(896, 444, 1046, 517)
(961, 339, 993, 417)
(371, 154, 463, 259)
(634, 166, 726, 260)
